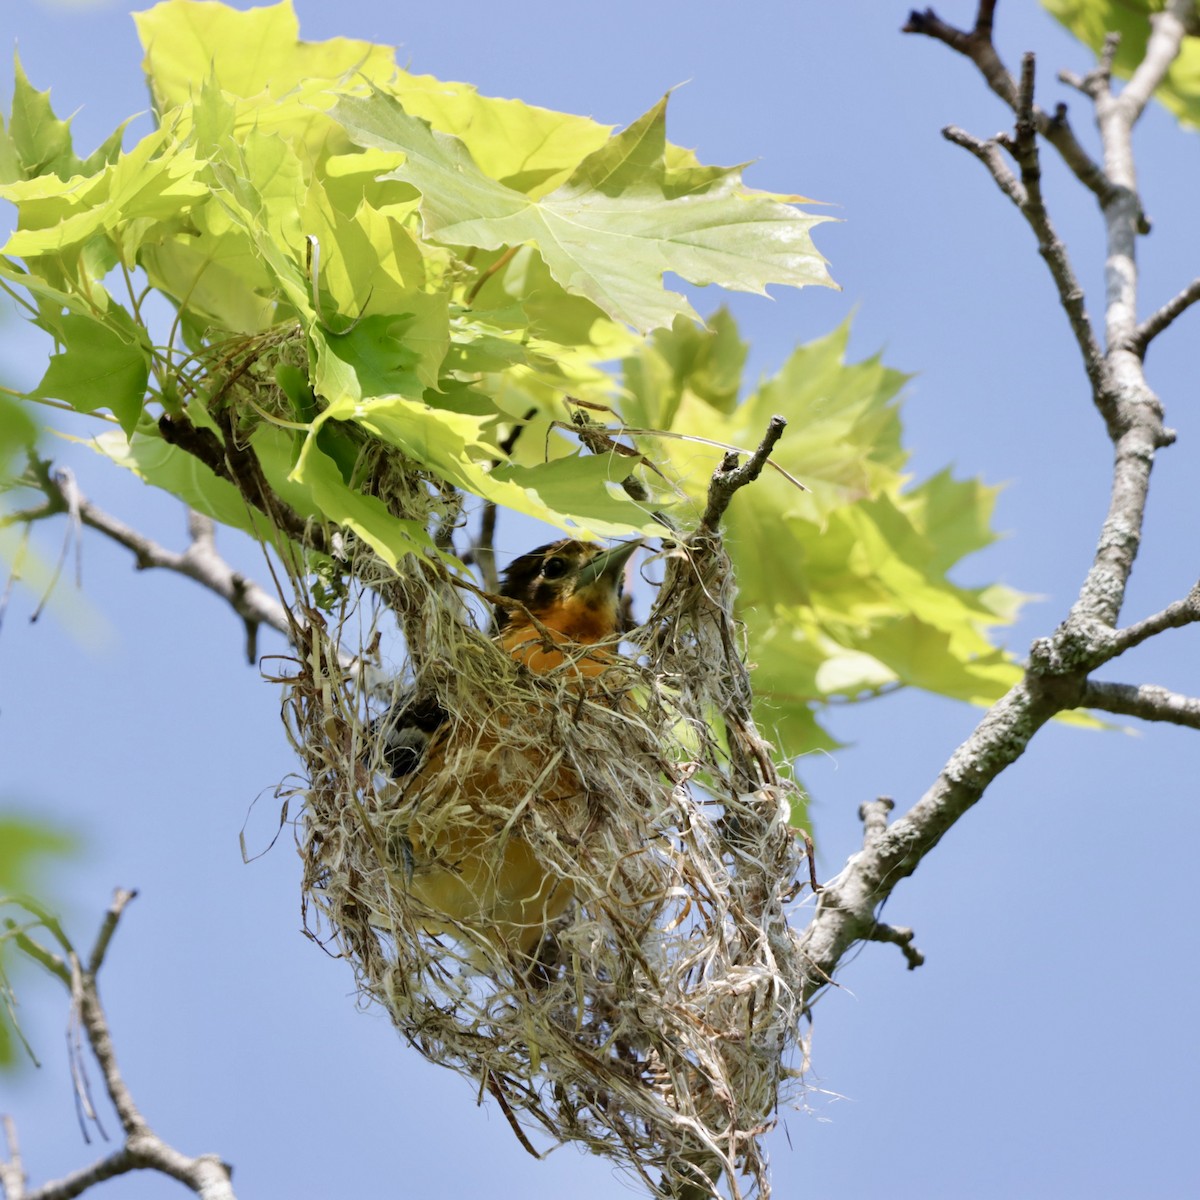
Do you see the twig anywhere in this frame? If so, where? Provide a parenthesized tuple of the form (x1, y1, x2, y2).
(157, 412, 328, 558)
(1080, 680, 1200, 731)
(1060, 33, 1120, 102)
(943, 57, 1111, 428)
(1118, 2, 1193, 124)
(0, 891, 239, 1200)
(1107, 584, 1200, 658)
(1132, 277, 1200, 355)
(465, 245, 519, 306)
(866, 923, 925, 971)
(4, 914, 70, 987)
(15, 1146, 137, 1200)
(462, 409, 535, 596)
(699, 415, 787, 533)
(13, 465, 291, 660)
(0, 1116, 24, 1200)
(28, 468, 82, 624)
(800, 675, 1069, 1004)
(8, 463, 395, 698)
(84, 891, 135, 981)
(941, 127, 1025, 206)
(1067, 6, 1186, 628)
(857, 796, 894, 851)
(561, 402, 683, 531)
(837, 800, 926, 971)
(1008, 54, 1113, 424)
(903, 4, 1117, 206)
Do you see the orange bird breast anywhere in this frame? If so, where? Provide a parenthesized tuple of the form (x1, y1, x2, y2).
(381, 538, 639, 962)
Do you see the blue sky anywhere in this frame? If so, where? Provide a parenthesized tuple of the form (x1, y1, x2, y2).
(2, 2, 1198, 1197)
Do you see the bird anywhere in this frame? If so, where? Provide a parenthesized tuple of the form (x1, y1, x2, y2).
(375, 537, 642, 963)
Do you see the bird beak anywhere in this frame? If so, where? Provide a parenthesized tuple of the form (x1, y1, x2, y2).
(575, 539, 642, 591)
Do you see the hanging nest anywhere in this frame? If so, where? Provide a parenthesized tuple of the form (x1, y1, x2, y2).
(208, 337, 813, 1199)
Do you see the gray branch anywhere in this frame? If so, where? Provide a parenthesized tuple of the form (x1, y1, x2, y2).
(1133, 276, 1200, 355)
(941, 126, 1026, 205)
(4, 463, 291, 661)
(904, 3, 1117, 206)
(699, 415, 787, 533)
(1108, 583, 1200, 657)
(866, 923, 925, 971)
(942, 55, 1110, 426)
(799, 676, 1068, 1003)
(1, 891, 238, 1200)
(6, 462, 389, 697)
(1080, 680, 1200, 731)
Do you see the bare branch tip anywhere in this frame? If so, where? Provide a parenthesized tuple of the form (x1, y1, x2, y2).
(2, 1111, 20, 1162)
(698, 415, 789, 531)
(858, 796, 895, 852)
(857, 795, 895, 823)
(1058, 67, 1088, 93)
(867, 922, 926, 971)
(87, 889, 138, 976)
(1015, 52, 1037, 131)
(900, 9, 936, 36)
(974, 0, 997, 37)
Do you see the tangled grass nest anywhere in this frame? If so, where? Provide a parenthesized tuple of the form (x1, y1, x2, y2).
(222, 353, 814, 1197)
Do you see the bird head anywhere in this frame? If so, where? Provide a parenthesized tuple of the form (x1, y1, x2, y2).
(495, 539, 641, 643)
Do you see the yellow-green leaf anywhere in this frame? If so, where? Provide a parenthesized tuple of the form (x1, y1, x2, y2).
(3, 53, 79, 182)
(331, 90, 836, 334)
(135, 0, 394, 112)
(34, 311, 150, 435)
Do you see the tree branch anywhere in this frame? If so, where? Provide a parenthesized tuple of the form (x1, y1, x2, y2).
(866, 923, 925, 971)
(75, 891, 143, 1136)
(942, 56, 1110, 425)
(699, 415, 787, 533)
(6, 461, 399, 702)
(0, 892, 238, 1200)
(903, 4, 1117, 206)
(857, 796, 894, 850)
(158, 412, 329, 558)
(8, 463, 292, 664)
(941, 126, 1025, 206)
(1007, 53, 1112, 421)
(1064, 6, 1186, 630)
(800, 675, 1073, 1004)
(852, 798, 926, 970)
(1117, 1, 1193, 124)
(1079, 680, 1200, 731)
(1132, 276, 1200, 356)
(460, 409, 535, 596)
(1108, 583, 1200, 658)
(797, 0, 1197, 1013)
(0, 1118, 23, 1200)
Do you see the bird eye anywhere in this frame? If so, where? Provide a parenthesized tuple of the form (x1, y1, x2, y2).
(542, 555, 569, 580)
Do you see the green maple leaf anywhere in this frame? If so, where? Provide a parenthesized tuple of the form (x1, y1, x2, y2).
(331, 89, 836, 334)
(1, 53, 79, 182)
(35, 311, 150, 435)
